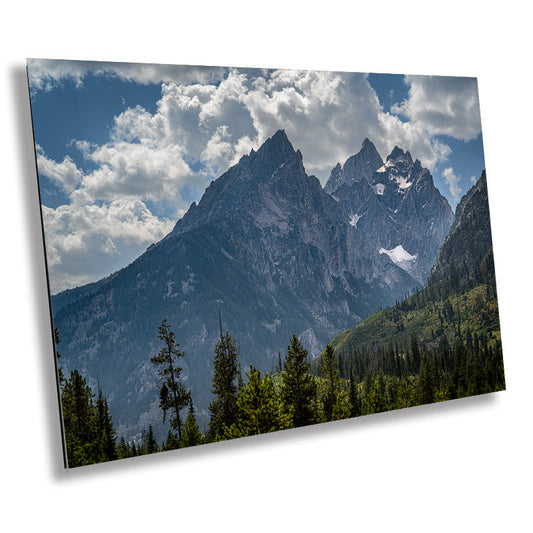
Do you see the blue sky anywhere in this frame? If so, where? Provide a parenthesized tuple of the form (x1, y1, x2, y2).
(28, 60, 486, 293)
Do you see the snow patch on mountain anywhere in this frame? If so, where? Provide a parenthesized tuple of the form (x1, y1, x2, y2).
(349, 214, 362, 228)
(376, 160, 395, 173)
(379, 245, 417, 272)
(373, 183, 385, 195)
(391, 174, 413, 189)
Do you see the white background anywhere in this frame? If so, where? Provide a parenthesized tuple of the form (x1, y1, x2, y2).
(1, 1, 531, 531)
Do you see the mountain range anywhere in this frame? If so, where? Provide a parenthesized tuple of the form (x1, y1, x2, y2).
(52, 130, 455, 440)
(325, 169, 497, 358)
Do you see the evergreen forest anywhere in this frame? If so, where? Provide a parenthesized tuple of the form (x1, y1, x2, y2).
(57, 241, 504, 468)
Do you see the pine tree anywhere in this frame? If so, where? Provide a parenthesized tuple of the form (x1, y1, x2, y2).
(150, 319, 191, 444)
(396, 377, 413, 409)
(222, 366, 292, 439)
(54, 327, 64, 387)
(281, 335, 317, 427)
(331, 389, 351, 421)
(321, 344, 341, 421)
(366, 370, 387, 414)
(144, 425, 159, 454)
(117, 437, 131, 459)
(181, 400, 203, 448)
(61, 370, 97, 467)
(410, 332, 421, 373)
(349, 366, 361, 417)
(95, 387, 117, 462)
(417, 354, 434, 405)
(208, 332, 240, 441)
(162, 429, 180, 451)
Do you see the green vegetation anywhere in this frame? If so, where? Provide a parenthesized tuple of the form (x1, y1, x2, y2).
(58, 243, 505, 467)
(61, 370, 117, 467)
(281, 335, 318, 426)
(150, 319, 191, 443)
(311, 246, 504, 415)
(220, 365, 292, 439)
(206, 331, 242, 442)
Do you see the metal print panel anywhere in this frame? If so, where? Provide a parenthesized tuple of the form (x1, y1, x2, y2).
(27, 59, 505, 468)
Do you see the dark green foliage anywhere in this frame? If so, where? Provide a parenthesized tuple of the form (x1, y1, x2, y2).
(320, 344, 341, 421)
(321, 330, 504, 418)
(349, 366, 361, 417)
(95, 387, 117, 462)
(117, 437, 132, 459)
(281, 335, 317, 427)
(181, 401, 203, 448)
(61, 369, 117, 467)
(207, 332, 241, 441)
(162, 430, 180, 451)
(144, 425, 159, 454)
(54, 327, 64, 387)
(410, 332, 421, 373)
(221, 366, 292, 439)
(61, 370, 97, 467)
(417, 354, 434, 405)
(150, 319, 191, 444)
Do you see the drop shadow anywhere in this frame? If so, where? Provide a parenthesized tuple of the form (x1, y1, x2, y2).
(11, 64, 66, 477)
(12, 62, 502, 481)
(59, 390, 499, 481)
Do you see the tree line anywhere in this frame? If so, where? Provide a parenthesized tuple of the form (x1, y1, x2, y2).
(57, 313, 505, 467)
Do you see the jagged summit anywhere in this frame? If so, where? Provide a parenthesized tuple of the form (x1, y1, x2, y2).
(327, 140, 453, 284)
(324, 138, 383, 193)
(254, 129, 297, 166)
(386, 146, 413, 165)
(170, 130, 304, 237)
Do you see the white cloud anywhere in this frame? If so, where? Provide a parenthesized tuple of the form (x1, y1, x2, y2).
(82, 140, 197, 208)
(36, 145, 83, 192)
(27, 58, 227, 94)
(392, 75, 482, 141)
(442, 167, 463, 205)
(43, 199, 174, 293)
(200, 125, 236, 176)
(34, 65, 483, 292)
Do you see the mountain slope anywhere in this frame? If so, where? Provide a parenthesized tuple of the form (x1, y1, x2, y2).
(430, 170, 491, 284)
(52, 131, 453, 441)
(327, 142, 453, 284)
(324, 138, 383, 193)
(326, 171, 500, 358)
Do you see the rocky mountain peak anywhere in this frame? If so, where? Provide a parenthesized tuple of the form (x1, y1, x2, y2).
(169, 130, 304, 237)
(254, 129, 296, 167)
(386, 146, 413, 165)
(324, 138, 383, 193)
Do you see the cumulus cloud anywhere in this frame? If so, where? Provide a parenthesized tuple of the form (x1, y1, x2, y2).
(42, 200, 174, 293)
(392, 75, 482, 141)
(27, 58, 227, 94)
(33, 64, 482, 292)
(36, 145, 83, 192)
(82, 141, 196, 207)
(442, 167, 463, 205)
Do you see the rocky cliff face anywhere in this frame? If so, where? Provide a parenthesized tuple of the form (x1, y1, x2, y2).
(327, 142, 454, 284)
(324, 138, 384, 193)
(52, 131, 452, 441)
(430, 171, 491, 284)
